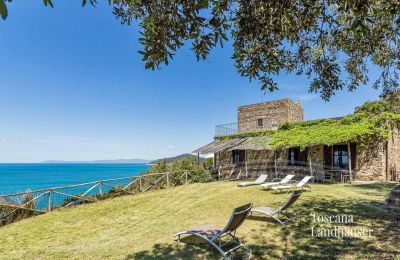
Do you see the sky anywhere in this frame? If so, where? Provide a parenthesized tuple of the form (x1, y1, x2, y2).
(0, 1, 382, 162)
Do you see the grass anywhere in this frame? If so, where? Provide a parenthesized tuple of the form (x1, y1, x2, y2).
(0, 182, 399, 259)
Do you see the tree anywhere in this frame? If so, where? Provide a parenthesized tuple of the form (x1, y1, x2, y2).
(2, 0, 400, 100)
(355, 91, 400, 115)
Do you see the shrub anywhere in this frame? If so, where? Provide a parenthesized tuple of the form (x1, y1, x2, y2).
(60, 184, 136, 208)
(189, 170, 214, 183)
(141, 157, 215, 188)
(0, 191, 36, 226)
(60, 193, 93, 207)
(202, 157, 214, 170)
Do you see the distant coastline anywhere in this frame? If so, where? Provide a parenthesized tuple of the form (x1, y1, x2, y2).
(41, 159, 151, 164)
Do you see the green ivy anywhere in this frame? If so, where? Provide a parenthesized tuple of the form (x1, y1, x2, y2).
(215, 129, 275, 140)
(215, 112, 400, 151)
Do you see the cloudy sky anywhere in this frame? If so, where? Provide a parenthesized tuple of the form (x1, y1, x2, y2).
(0, 1, 381, 162)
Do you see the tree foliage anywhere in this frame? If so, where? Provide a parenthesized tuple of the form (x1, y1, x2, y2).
(355, 91, 400, 114)
(2, 0, 400, 100)
(146, 157, 214, 182)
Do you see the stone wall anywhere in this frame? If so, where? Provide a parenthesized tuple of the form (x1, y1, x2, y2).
(287, 99, 304, 122)
(237, 99, 303, 132)
(216, 149, 312, 180)
(355, 128, 400, 181)
(386, 184, 400, 212)
(308, 146, 324, 166)
(355, 138, 386, 181)
(387, 127, 400, 181)
(216, 149, 285, 180)
(308, 146, 324, 181)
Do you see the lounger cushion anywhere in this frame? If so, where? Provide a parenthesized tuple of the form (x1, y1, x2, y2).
(251, 206, 277, 215)
(238, 182, 254, 187)
(238, 175, 268, 187)
(186, 224, 222, 238)
(261, 182, 280, 188)
(271, 185, 293, 190)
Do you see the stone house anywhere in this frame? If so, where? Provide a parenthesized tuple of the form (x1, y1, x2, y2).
(194, 99, 400, 182)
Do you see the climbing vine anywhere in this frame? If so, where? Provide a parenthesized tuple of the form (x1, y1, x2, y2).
(215, 112, 400, 150)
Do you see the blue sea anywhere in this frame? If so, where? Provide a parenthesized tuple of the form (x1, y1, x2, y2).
(0, 163, 150, 195)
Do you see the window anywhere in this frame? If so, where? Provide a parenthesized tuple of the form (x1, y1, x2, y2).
(333, 145, 349, 169)
(232, 150, 245, 165)
(289, 148, 296, 166)
(270, 120, 278, 130)
(257, 118, 263, 127)
(288, 148, 308, 166)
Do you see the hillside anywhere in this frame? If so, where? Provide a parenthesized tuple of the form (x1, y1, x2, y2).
(0, 182, 398, 259)
(149, 153, 206, 164)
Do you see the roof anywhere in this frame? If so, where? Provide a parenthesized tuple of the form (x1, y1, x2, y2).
(238, 98, 300, 110)
(229, 137, 272, 151)
(193, 138, 246, 154)
(193, 136, 273, 154)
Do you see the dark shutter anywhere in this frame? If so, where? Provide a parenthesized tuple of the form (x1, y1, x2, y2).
(350, 143, 357, 170)
(324, 146, 332, 168)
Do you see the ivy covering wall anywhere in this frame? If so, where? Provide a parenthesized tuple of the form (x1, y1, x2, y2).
(215, 94, 400, 150)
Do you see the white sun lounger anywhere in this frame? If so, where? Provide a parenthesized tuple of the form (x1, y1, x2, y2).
(271, 176, 313, 192)
(261, 174, 295, 189)
(238, 174, 268, 187)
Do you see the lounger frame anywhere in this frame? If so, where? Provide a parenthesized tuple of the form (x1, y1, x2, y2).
(238, 174, 268, 187)
(271, 176, 313, 193)
(174, 203, 252, 259)
(261, 174, 295, 189)
(251, 190, 302, 225)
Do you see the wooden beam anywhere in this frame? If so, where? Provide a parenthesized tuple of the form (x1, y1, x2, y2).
(348, 142, 353, 183)
(274, 151, 278, 179)
(0, 203, 46, 214)
(245, 150, 248, 179)
(48, 191, 52, 212)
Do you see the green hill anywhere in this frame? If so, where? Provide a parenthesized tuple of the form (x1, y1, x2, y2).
(149, 153, 206, 164)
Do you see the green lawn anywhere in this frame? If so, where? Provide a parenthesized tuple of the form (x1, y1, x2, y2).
(0, 182, 399, 259)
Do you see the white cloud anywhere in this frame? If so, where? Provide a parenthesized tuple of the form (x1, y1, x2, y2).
(167, 144, 175, 149)
(292, 94, 319, 102)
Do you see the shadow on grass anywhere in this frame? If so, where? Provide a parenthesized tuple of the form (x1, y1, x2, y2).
(126, 186, 400, 259)
(277, 198, 400, 259)
(125, 235, 254, 259)
(347, 183, 397, 196)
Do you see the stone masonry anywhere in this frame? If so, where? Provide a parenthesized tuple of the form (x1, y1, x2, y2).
(386, 184, 400, 212)
(238, 99, 303, 132)
(355, 138, 387, 181)
(387, 127, 400, 181)
(356, 129, 400, 182)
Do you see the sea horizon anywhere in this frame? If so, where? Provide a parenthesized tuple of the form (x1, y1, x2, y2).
(0, 163, 150, 196)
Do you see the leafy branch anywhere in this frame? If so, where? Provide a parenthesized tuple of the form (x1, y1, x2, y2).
(2, 0, 400, 100)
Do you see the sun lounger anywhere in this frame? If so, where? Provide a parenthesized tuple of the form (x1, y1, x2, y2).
(174, 203, 253, 259)
(270, 176, 313, 192)
(251, 190, 302, 225)
(261, 174, 295, 189)
(238, 174, 268, 187)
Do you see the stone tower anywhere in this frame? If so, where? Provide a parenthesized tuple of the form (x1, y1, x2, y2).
(237, 98, 303, 133)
